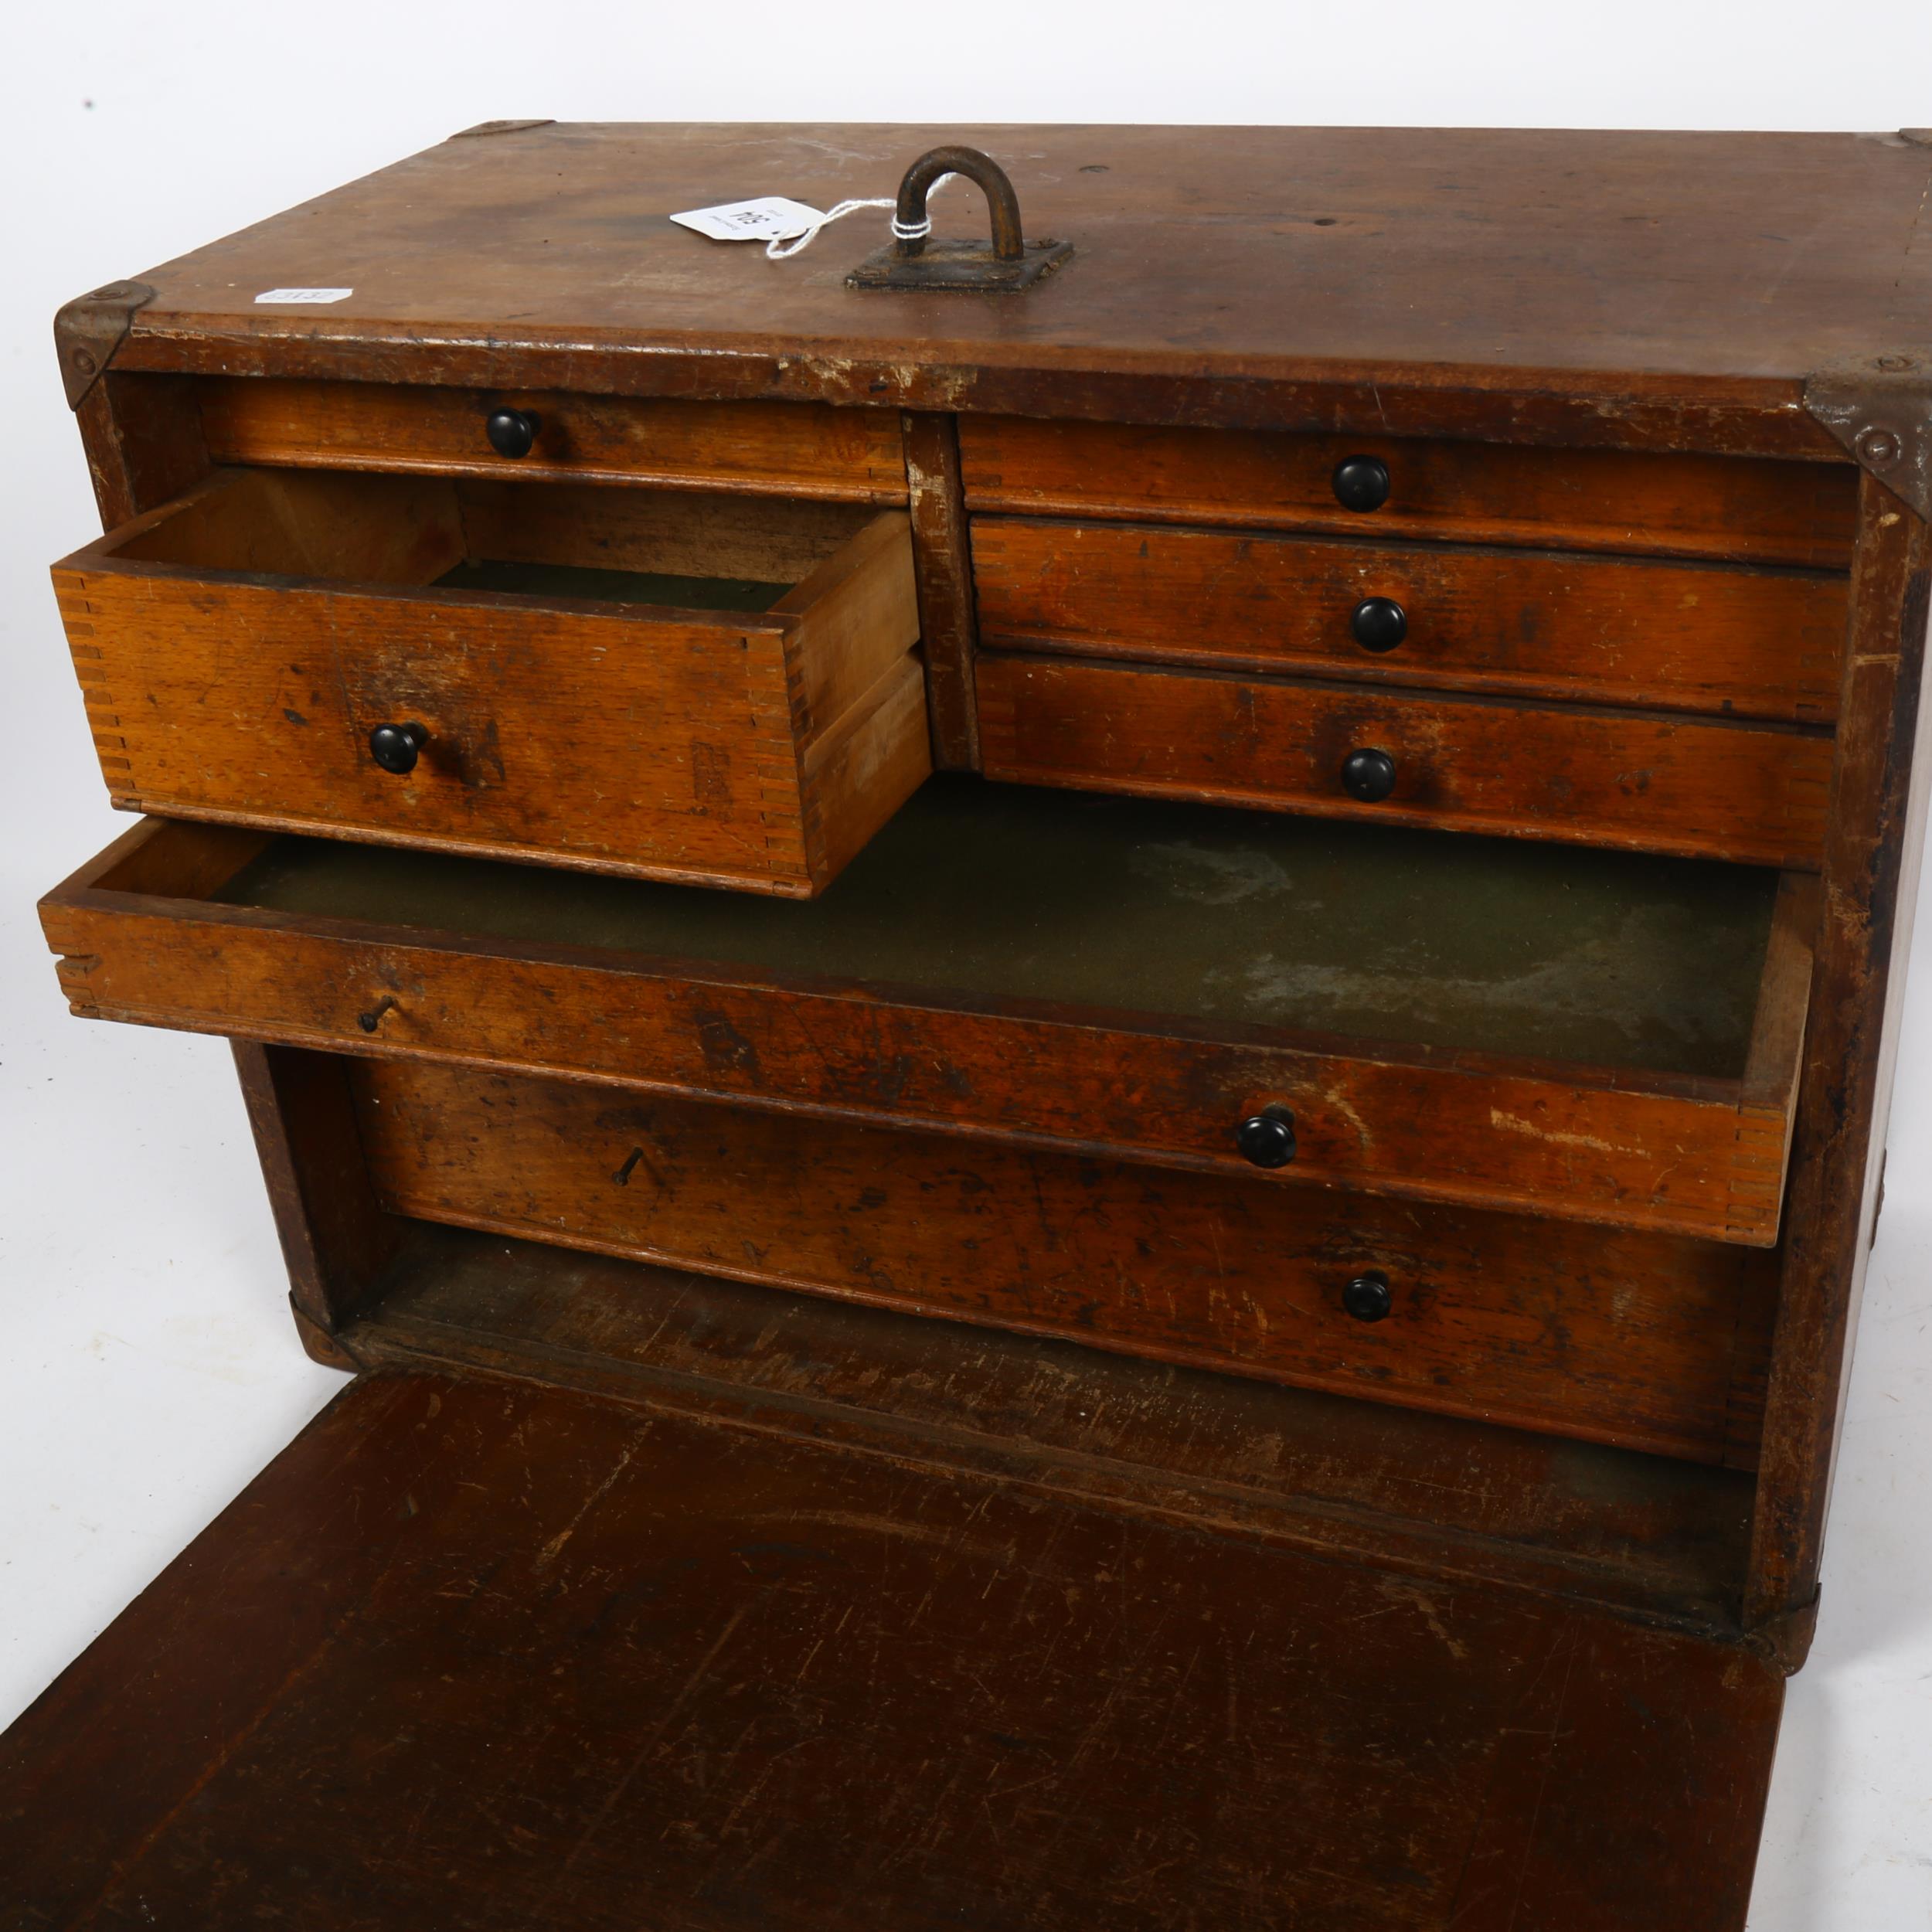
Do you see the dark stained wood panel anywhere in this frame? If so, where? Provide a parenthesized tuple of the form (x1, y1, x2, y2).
(198, 377, 911, 500)
(0, 1370, 1784, 1931)
(107, 125, 1932, 453)
(961, 422, 1861, 569)
(976, 651, 1835, 869)
(352, 1058, 1777, 1465)
(971, 515, 1850, 720)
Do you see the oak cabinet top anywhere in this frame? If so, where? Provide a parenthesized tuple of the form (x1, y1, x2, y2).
(75, 123, 1932, 454)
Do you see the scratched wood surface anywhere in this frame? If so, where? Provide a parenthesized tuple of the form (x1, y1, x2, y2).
(338, 1223, 1758, 1631)
(102, 125, 1932, 457)
(0, 1368, 1784, 1932)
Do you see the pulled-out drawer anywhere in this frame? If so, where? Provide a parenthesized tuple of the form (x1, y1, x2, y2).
(959, 416, 1859, 567)
(976, 652, 1833, 869)
(43, 780, 1817, 1247)
(971, 517, 1849, 724)
(196, 379, 910, 501)
(53, 468, 928, 895)
(351, 1059, 1776, 1468)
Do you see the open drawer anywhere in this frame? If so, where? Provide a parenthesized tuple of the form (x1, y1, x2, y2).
(43, 778, 1817, 1247)
(52, 467, 929, 895)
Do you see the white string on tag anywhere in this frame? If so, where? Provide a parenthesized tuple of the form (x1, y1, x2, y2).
(765, 175, 956, 260)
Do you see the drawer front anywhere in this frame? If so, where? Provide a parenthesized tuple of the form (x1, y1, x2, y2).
(971, 518, 1849, 724)
(960, 417, 1858, 567)
(198, 379, 910, 502)
(55, 470, 927, 895)
(976, 652, 1832, 870)
(352, 1060, 1774, 1468)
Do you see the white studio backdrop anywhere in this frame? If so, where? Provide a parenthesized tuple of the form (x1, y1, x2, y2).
(2, 5, 1930, 1923)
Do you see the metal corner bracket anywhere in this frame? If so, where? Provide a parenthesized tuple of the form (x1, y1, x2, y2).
(53, 280, 157, 410)
(1804, 352, 1932, 522)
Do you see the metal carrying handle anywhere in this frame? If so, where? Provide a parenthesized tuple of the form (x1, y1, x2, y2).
(893, 145, 1026, 262)
(848, 145, 1070, 291)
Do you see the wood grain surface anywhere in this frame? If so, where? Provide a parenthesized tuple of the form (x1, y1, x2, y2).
(104, 124, 1932, 457)
(1749, 481, 1932, 1642)
(962, 417, 1861, 567)
(198, 376, 910, 500)
(976, 651, 1835, 868)
(0, 1369, 1784, 1931)
(352, 1058, 1777, 1464)
(971, 515, 1849, 720)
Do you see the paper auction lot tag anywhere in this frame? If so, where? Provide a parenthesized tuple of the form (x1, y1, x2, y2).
(669, 198, 825, 244)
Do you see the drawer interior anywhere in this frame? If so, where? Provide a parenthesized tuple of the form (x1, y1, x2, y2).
(213, 775, 1784, 1081)
(101, 465, 881, 608)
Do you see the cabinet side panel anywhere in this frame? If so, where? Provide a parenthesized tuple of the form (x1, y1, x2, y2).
(1747, 478, 1932, 1649)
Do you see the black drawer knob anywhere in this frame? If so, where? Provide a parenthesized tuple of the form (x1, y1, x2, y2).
(485, 406, 541, 457)
(369, 722, 428, 774)
(1235, 1104, 1298, 1168)
(1349, 596, 1407, 653)
(1332, 454, 1390, 512)
(1342, 1270, 1393, 1322)
(1341, 747, 1396, 803)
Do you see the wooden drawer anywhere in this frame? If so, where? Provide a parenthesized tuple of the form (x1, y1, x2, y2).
(42, 781, 1816, 1247)
(351, 1059, 1775, 1468)
(976, 652, 1832, 869)
(959, 417, 1859, 566)
(53, 468, 928, 896)
(197, 378, 910, 502)
(971, 517, 1849, 724)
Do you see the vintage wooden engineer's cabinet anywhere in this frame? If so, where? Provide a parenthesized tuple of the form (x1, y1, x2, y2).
(6, 121, 1932, 1929)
